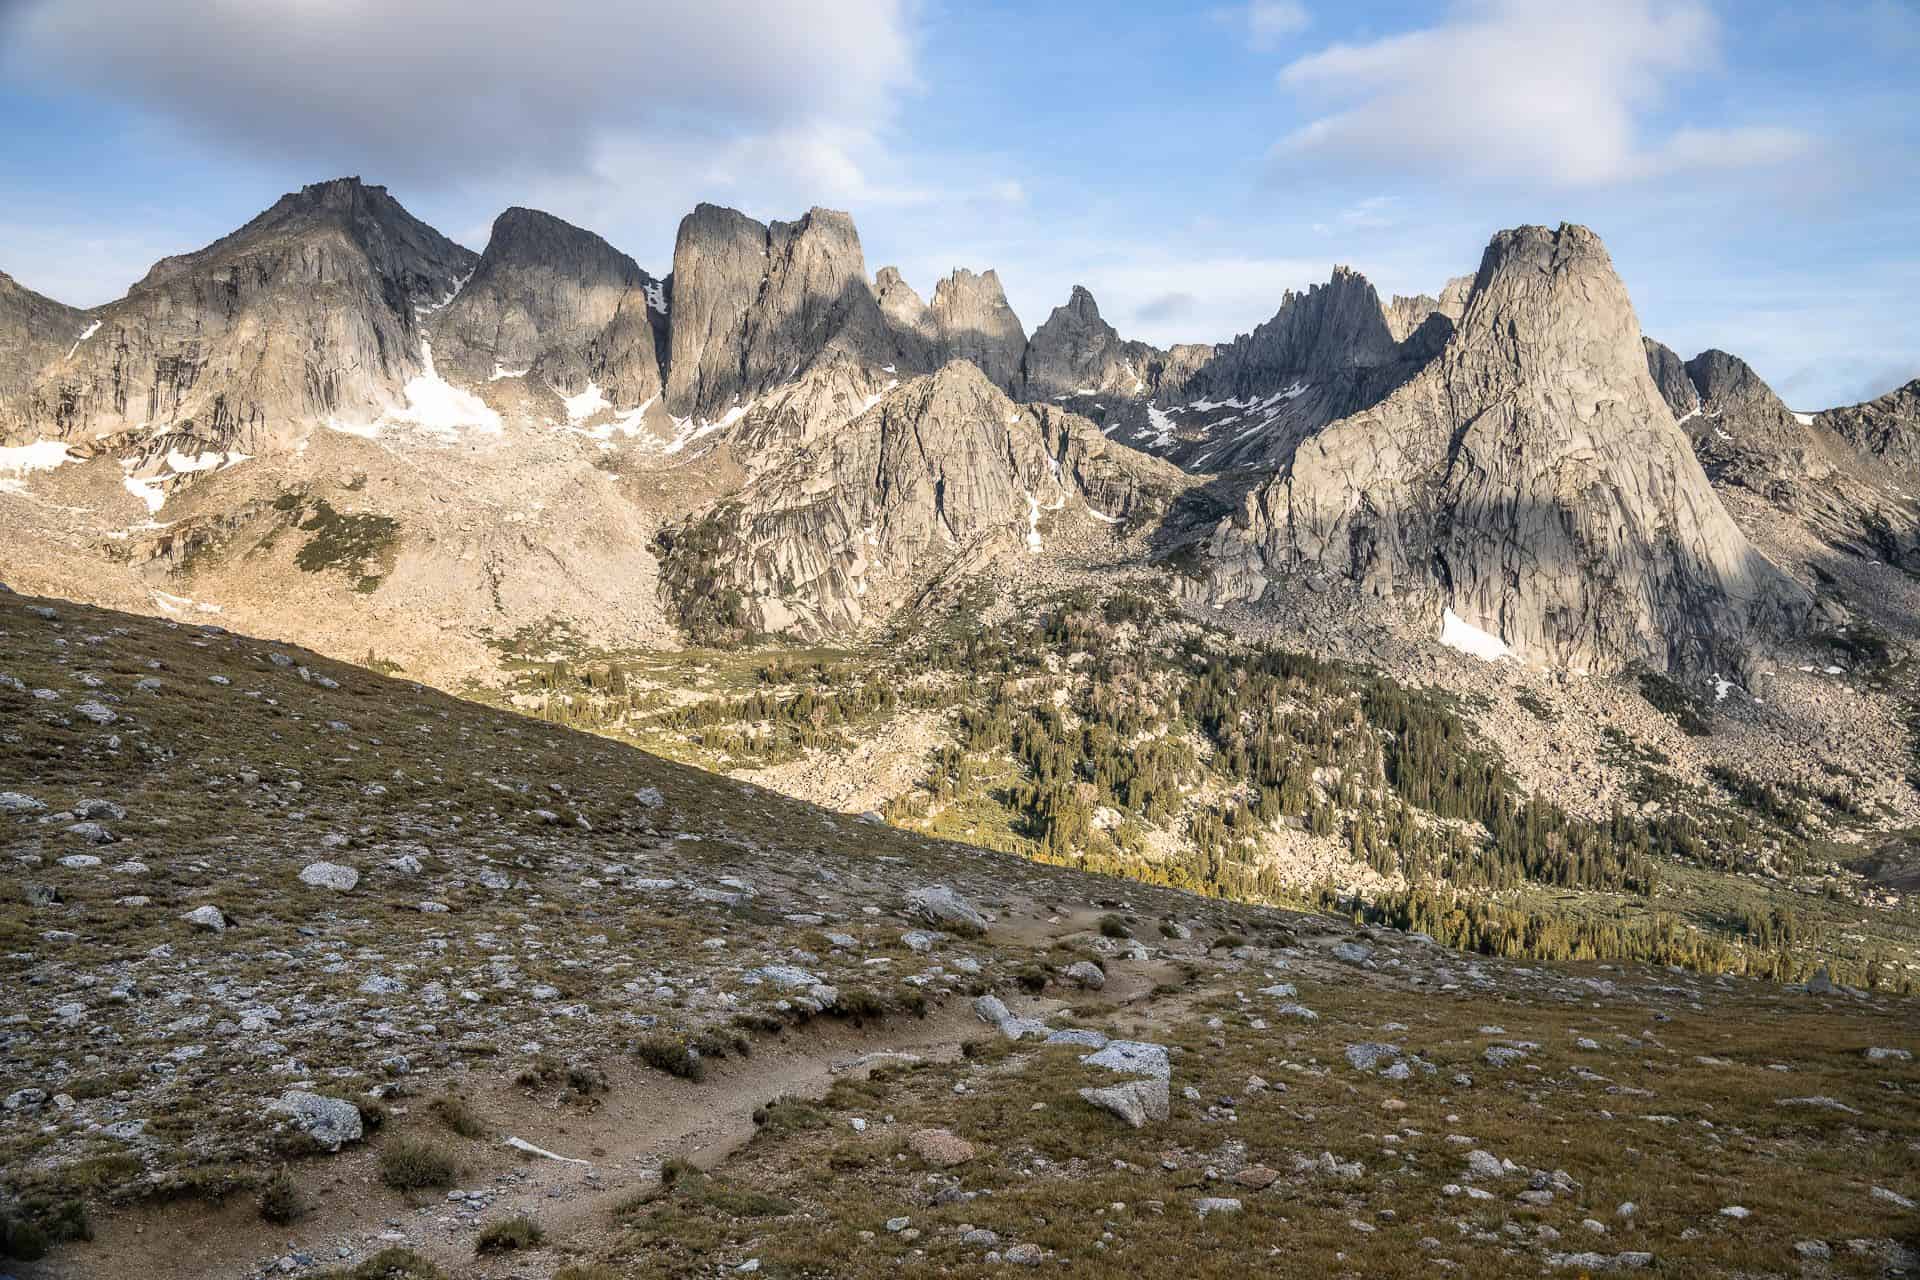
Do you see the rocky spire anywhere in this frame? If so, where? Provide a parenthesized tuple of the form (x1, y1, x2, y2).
(433, 206, 667, 409)
(664, 204, 912, 421)
(1203, 223, 1810, 674)
(1022, 285, 1153, 400)
(923, 269, 1027, 396)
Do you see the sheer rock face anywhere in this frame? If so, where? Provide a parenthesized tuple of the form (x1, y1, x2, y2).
(1383, 293, 1440, 342)
(872, 267, 933, 354)
(1644, 344, 1920, 566)
(926, 269, 1028, 396)
(0, 272, 88, 418)
(669, 360, 1179, 637)
(1642, 338, 1700, 419)
(1022, 286, 1158, 401)
(664, 204, 913, 422)
(8, 178, 476, 452)
(870, 266, 1028, 396)
(433, 207, 668, 409)
(1137, 267, 1446, 471)
(1204, 223, 1810, 675)
(1435, 274, 1475, 323)
(1820, 379, 1920, 475)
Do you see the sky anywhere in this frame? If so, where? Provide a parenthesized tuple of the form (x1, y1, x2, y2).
(0, 0, 1915, 409)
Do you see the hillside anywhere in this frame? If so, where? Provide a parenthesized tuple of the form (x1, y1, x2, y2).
(1, 589, 1914, 1279)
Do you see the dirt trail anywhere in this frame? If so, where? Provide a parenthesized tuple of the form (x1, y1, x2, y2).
(45, 909, 1173, 1279)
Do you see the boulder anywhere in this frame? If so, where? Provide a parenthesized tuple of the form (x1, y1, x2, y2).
(1079, 1077, 1170, 1129)
(906, 885, 988, 934)
(907, 1128, 976, 1167)
(298, 862, 361, 892)
(268, 1090, 364, 1152)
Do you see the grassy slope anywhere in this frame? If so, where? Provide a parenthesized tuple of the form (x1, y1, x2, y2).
(478, 591, 1920, 988)
(3, 589, 1916, 1279)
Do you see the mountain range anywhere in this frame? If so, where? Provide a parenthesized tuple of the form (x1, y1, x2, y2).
(4, 177, 1919, 1280)
(1, 176, 1916, 683)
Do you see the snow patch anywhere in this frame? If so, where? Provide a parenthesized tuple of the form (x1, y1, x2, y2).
(663, 399, 755, 456)
(1791, 411, 1814, 426)
(1439, 608, 1510, 661)
(1025, 495, 1043, 553)
(0, 440, 74, 475)
(165, 448, 250, 475)
(341, 333, 501, 440)
(643, 279, 667, 315)
(66, 320, 102, 360)
(1145, 403, 1176, 450)
(122, 471, 167, 515)
(1086, 505, 1123, 524)
(562, 381, 610, 423)
(489, 362, 530, 381)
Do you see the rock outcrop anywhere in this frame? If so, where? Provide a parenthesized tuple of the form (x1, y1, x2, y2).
(432, 207, 668, 410)
(1203, 223, 1810, 674)
(1140, 267, 1447, 471)
(871, 266, 1029, 396)
(9, 178, 476, 453)
(925, 269, 1029, 396)
(0, 272, 88, 420)
(659, 360, 1178, 639)
(664, 204, 912, 423)
(1644, 344, 1920, 566)
(1021, 286, 1158, 401)
(1819, 378, 1920, 475)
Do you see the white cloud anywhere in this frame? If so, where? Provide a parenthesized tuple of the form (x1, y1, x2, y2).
(1273, 0, 1812, 186)
(2, 0, 917, 182)
(1247, 1, 1311, 48)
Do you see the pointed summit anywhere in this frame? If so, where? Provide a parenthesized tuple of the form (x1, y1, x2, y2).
(1205, 223, 1809, 673)
(433, 206, 667, 408)
(11, 177, 477, 451)
(1023, 284, 1149, 400)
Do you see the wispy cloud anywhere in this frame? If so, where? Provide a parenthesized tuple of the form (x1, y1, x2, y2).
(1247, 0, 1311, 49)
(1273, 0, 1813, 186)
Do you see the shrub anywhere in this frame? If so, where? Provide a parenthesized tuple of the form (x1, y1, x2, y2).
(832, 987, 890, 1024)
(259, 1167, 303, 1225)
(636, 1034, 705, 1081)
(1097, 913, 1133, 939)
(428, 1094, 486, 1140)
(474, 1215, 544, 1254)
(317, 1247, 445, 1280)
(378, 1137, 457, 1191)
(0, 1197, 89, 1262)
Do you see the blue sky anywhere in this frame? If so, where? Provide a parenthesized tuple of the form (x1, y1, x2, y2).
(1, 0, 1915, 408)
